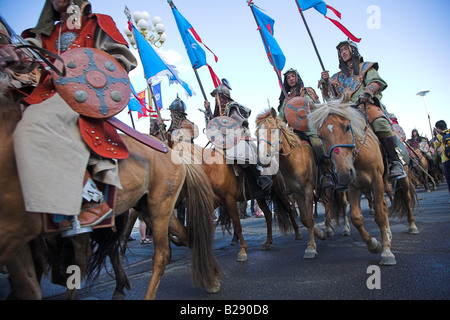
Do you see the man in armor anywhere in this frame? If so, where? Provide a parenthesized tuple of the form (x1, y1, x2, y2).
(206, 79, 272, 192)
(0, 0, 137, 234)
(407, 129, 435, 165)
(319, 40, 406, 181)
(278, 68, 335, 189)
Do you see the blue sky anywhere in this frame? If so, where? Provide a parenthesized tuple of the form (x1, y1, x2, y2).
(1, 0, 449, 145)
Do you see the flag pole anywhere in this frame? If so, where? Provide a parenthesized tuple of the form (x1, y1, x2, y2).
(167, 0, 212, 120)
(129, 111, 136, 129)
(248, 1, 288, 99)
(294, 0, 336, 99)
(147, 80, 167, 141)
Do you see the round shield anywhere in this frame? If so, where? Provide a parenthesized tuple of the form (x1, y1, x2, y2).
(285, 96, 310, 131)
(171, 119, 199, 142)
(419, 141, 430, 153)
(52, 47, 130, 118)
(206, 116, 241, 149)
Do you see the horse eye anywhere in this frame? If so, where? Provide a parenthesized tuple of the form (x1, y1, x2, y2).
(345, 125, 351, 133)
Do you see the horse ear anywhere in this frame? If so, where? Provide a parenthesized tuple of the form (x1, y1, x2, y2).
(270, 107, 277, 118)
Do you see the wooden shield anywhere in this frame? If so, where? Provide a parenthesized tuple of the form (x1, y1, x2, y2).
(52, 48, 130, 118)
(285, 96, 310, 131)
(206, 116, 241, 149)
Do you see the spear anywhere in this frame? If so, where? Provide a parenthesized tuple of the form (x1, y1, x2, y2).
(293, 0, 336, 99)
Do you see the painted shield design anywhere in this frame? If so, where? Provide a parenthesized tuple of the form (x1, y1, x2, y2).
(206, 116, 241, 149)
(52, 48, 130, 118)
(285, 96, 310, 131)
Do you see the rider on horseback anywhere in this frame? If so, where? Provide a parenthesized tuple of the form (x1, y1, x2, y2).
(319, 40, 406, 181)
(278, 68, 336, 189)
(0, 0, 137, 235)
(206, 79, 273, 193)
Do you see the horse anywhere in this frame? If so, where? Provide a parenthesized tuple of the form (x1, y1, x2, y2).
(256, 108, 326, 259)
(308, 100, 418, 265)
(0, 93, 221, 300)
(406, 144, 436, 192)
(169, 137, 302, 262)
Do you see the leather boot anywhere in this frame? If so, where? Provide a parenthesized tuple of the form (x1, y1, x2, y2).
(380, 135, 407, 181)
(78, 171, 113, 228)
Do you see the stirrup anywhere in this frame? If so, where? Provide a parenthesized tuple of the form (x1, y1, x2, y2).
(62, 215, 93, 238)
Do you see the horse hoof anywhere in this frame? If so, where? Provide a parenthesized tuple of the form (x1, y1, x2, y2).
(408, 226, 420, 234)
(342, 229, 351, 236)
(236, 252, 248, 262)
(315, 227, 327, 241)
(261, 242, 273, 251)
(206, 281, 221, 294)
(303, 248, 318, 259)
(380, 251, 397, 266)
(367, 237, 382, 254)
(295, 231, 303, 240)
(326, 228, 334, 237)
(111, 291, 126, 300)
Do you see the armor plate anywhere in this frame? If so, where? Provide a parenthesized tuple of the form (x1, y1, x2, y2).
(285, 96, 310, 131)
(206, 116, 241, 149)
(52, 48, 130, 118)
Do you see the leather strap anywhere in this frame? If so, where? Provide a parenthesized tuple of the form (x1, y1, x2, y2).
(105, 117, 168, 153)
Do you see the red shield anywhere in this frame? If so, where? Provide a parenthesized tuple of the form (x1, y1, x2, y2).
(285, 96, 310, 131)
(52, 48, 130, 118)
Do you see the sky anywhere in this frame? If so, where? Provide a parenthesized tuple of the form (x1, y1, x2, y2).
(1, 0, 449, 146)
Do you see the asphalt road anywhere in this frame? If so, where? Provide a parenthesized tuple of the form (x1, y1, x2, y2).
(1, 184, 449, 308)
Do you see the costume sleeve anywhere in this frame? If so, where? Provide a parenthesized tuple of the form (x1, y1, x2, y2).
(94, 27, 137, 73)
(364, 67, 387, 97)
(434, 134, 442, 148)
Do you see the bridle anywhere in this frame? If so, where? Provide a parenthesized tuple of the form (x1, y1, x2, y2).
(323, 120, 370, 161)
(323, 121, 356, 159)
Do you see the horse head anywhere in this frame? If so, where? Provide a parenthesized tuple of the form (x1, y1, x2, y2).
(318, 114, 357, 185)
(308, 100, 376, 186)
(255, 108, 281, 167)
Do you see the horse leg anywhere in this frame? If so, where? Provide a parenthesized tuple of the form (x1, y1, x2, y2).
(321, 188, 335, 237)
(120, 209, 139, 258)
(226, 198, 248, 262)
(342, 209, 351, 236)
(294, 188, 324, 259)
(5, 243, 42, 300)
(168, 210, 189, 246)
(258, 199, 273, 250)
(371, 182, 397, 265)
(143, 209, 172, 300)
(109, 245, 132, 300)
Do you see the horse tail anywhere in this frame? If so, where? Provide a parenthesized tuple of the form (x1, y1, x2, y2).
(272, 193, 294, 236)
(86, 212, 128, 284)
(389, 169, 418, 219)
(183, 163, 222, 288)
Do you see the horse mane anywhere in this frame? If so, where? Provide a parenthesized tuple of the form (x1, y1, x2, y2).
(308, 99, 378, 143)
(256, 109, 302, 149)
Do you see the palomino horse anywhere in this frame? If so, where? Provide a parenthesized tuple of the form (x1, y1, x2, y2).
(256, 109, 326, 259)
(170, 139, 302, 262)
(0, 95, 221, 299)
(308, 100, 417, 265)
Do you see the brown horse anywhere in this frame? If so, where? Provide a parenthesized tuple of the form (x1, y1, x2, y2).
(170, 139, 302, 262)
(0, 95, 221, 299)
(255, 108, 326, 259)
(308, 100, 417, 265)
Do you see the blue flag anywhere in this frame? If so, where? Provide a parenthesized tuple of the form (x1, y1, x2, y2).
(297, 0, 327, 15)
(296, 0, 361, 42)
(152, 82, 163, 110)
(128, 82, 145, 115)
(251, 5, 286, 72)
(171, 7, 207, 69)
(131, 24, 194, 96)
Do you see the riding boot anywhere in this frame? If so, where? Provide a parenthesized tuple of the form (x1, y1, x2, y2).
(380, 135, 407, 181)
(78, 170, 113, 228)
(247, 164, 273, 191)
(320, 157, 347, 190)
